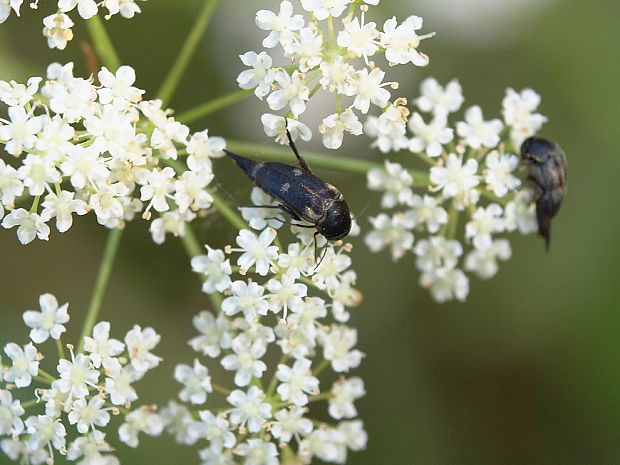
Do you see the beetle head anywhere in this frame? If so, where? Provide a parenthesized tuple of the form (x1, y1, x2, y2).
(317, 200, 352, 241)
(520, 136, 557, 163)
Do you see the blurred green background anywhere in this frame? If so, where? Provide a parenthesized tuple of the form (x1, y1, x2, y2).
(1, 0, 619, 464)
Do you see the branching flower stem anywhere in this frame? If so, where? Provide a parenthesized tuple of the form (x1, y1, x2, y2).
(77, 228, 123, 353)
(156, 0, 222, 106)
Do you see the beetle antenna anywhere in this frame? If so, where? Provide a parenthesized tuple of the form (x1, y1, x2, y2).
(284, 117, 313, 174)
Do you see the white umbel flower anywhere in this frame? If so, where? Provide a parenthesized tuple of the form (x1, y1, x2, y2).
(3, 343, 39, 388)
(457, 105, 503, 149)
(484, 150, 521, 197)
(22, 293, 69, 344)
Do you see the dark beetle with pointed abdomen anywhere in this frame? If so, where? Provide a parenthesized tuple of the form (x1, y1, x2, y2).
(520, 136, 567, 250)
(224, 131, 351, 241)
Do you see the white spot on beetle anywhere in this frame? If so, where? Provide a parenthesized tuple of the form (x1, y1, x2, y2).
(281, 182, 290, 193)
(293, 168, 303, 176)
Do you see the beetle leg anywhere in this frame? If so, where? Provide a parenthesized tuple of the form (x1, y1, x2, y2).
(284, 117, 314, 174)
(312, 231, 329, 270)
(240, 203, 305, 222)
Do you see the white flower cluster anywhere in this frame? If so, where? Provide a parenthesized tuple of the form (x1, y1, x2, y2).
(365, 78, 546, 302)
(0, 63, 225, 245)
(237, 0, 434, 150)
(0, 0, 145, 50)
(0, 292, 162, 465)
(161, 219, 366, 464)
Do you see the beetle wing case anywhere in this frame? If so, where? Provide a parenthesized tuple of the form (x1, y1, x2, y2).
(225, 150, 339, 224)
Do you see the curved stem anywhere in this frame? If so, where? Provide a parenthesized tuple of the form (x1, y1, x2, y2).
(177, 89, 252, 124)
(85, 15, 121, 71)
(226, 139, 431, 184)
(77, 228, 124, 352)
(156, 0, 221, 106)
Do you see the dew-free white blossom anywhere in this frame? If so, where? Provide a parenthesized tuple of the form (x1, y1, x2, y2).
(67, 396, 111, 433)
(276, 357, 320, 406)
(484, 150, 521, 197)
(227, 386, 272, 433)
(320, 110, 363, 150)
(125, 325, 162, 373)
(408, 112, 453, 157)
(256, 0, 304, 48)
(3, 342, 39, 388)
(380, 15, 434, 66)
(174, 359, 213, 404)
(420, 266, 469, 303)
(502, 87, 548, 149)
(413, 236, 462, 272)
(365, 212, 414, 260)
(53, 352, 100, 399)
(83, 321, 125, 368)
(237, 51, 274, 98)
(118, 406, 164, 448)
(320, 325, 364, 373)
(329, 377, 365, 420)
(42, 13, 74, 50)
(405, 195, 448, 233)
(465, 204, 505, 250)
(465, 239, 512, 279)
(415, 77, 464, 116)
(191, 246, 233, 293)
(234, 228, 279, 276)
(0, 390, 25, 436)
(22, 293, 69, 344)
(457, 105, 503, 149)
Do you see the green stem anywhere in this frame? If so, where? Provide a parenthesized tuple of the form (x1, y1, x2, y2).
(156, 0, 221, 106)
(21, 399, 39, 409)
(85, 15, 121, 71)
(176, 89, 253, 124)
(55, 338, 64, 360)
(211, 189, 247, 231)
(212, 383, 232, 395)
(313, 359, 330, 376)
(77, 228, 124, 353)
(226, 140, 430, 184)
(266, 354, 288, 398)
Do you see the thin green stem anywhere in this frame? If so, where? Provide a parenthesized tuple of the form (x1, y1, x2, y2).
(211, 189, 247, 231)
(176, 89, 253, 124)
(226, 140, 431, 184)
(55, 338, 64, 360)
(212, 383, 232, 395)
(156, 0, 221, 106)
(266, 354, 288, 398)
(85, 15, 121, 71)
(77, 228, 124, 352)
(21, 399, 39, 409)
(313, 359, 330, 376)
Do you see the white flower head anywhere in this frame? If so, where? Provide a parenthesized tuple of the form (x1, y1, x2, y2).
(175, 359, 213, 404)
(118, 406, 164, 448)
(484, 150, 521, 197)
(457, 105, 503, 149)
(53, 352, 99, 400)
(191, 246, 233, 294)
(380, 15, 434, 66)
(125, 324, 162, 373)
(276, 357, 320, 406)
(416, 77, 464, 116)
(22, 293, 70, 344)
(329, 377, 365, 419)
(408, 112, 453, 158)
(365, 212, 415, 261)
(227, 385, 272, 433)
(3, 342, 39, 388)
(420, 267, 469, 303)
(502, 87, 547, 149)
(262, 114, 312, 145)
(237, 51, 274, 98)
(320, 110, 363, 150)
(83, 321, 125, 368)
(234, 228, 279, 276)
(256, 0, 305, 48)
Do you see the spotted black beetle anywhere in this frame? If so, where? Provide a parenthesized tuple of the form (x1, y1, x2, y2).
(520, 136, 567, 250)
(224, 127, 351, 243)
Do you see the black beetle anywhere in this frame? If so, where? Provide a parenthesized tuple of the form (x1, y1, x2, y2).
(224, 128, 351, 242)
(520, 136, 567, 250)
